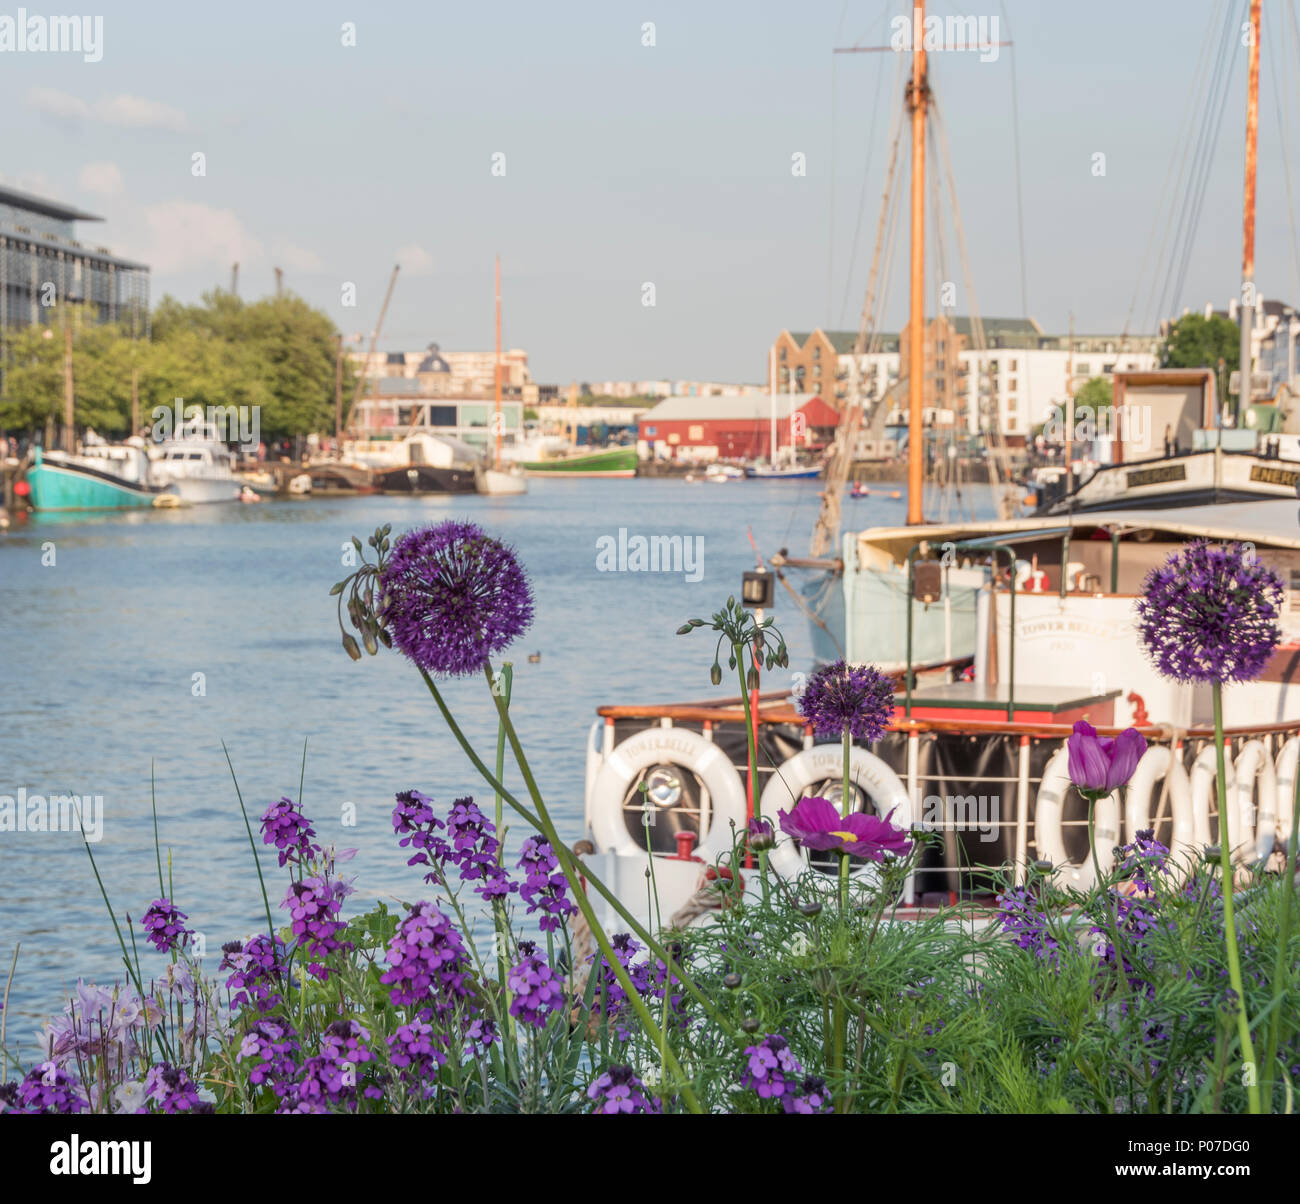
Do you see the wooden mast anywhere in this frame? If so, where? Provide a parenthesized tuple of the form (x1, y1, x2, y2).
(494, 255, 503, 470)
(1238, 0, 1262, 420)
(906, 0, 928, 524)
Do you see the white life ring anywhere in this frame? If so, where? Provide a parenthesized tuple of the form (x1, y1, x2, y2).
(1190, 744, 1234, 858)
(1124, 745, 1197, 865)
(758, 745, 912, 880)
(588, 726, 746, 862)
(1234, 740, 1276, 864)
(1034, 745, 1119, 891)
(1274, 737, 1299, 848)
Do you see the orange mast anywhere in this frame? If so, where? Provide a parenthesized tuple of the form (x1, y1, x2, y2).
(1238, 0, 1261, 420)
(906, 1, 928, 524)
(494, 255, 502, 469)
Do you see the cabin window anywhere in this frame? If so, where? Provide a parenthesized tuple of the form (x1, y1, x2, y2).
(188, 452, 203, 460)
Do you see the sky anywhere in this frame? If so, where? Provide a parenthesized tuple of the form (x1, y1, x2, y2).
(2, 0, 1298, 384)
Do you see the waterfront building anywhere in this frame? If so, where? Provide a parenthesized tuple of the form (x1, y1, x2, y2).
(0, 183, 149, 332)
(637, 392, 839, 462)
(350, 391, 524, 454)
(349, 342, 535, 400)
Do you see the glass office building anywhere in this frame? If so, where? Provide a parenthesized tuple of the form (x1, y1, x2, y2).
(0, 184, 150, 334)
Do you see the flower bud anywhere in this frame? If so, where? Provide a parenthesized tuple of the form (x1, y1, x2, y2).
(723, 972, 742, 989)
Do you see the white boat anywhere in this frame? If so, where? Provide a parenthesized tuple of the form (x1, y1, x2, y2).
(149, 420, 242, 504)
(477, 465, 528, 495)
(704, 463, 745, 482)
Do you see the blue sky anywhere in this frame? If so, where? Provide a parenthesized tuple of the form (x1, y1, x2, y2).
(3, 0, 1296, 382)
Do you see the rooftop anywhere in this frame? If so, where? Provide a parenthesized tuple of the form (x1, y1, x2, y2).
(0, 183, 102, 223)
(641, 392, 829, 422)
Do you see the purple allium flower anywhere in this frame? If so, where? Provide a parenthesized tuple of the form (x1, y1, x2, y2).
(143, 1063, 212, 1114)
(380, 901, 472, 1016)
(742, 1033, 804, 1104)
(1136, 539, 1284, 684)
(797, 658, 895, 741)
(517, 836, 578, 933)
(1119, 828, 1171, 893)
(260, 796, 320, 867)
(588, 1065, 660, 1114)
(1067, 721, 1146, 801)
(8, 1062, 86, 1114)
(508, 949, 567, 1028)
(141, 897, 191, 954)
(221, 934, 286, 1011)
(237, 1019, 300, 1095)
(996, 886, 1062, 967)
(777, 795, 912, 860)
(378, 520, 534, 677)
(282, 877, 353, 981)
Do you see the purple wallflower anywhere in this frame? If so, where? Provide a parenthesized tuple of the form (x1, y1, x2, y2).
(282, 877, 353, 981)
(778, 795, 912, 860)
(1136, 539, 1284, 684)
(996, 887, 1062, 967)
(741, 1033, 827, 1112)
(141, 898, 192, 954)
(588, 933, 650, 1038)
(378, 520, 534, 677)
(464, 1017, 498, 1053)
(260, 796, 320, 867)
(797, 658, 895, 741)
(221, 934, 286, 1011)
(393, 789, 449, 871)
(588, 1065, 660, 1114)
(1119, 828, 1171, 893)
(517, 836, 578, 932)
(237, 1019, 300, 1095)
(380, 901, 472, 1016)
(6, 1062, 87, 1114)
(144, 1063, 213, 1114)
(278, 1022, 379, 1113)
(389, 1017, 446, 1095)
(1066, 721, 1146, 801)
(508, 947, 567, 1028)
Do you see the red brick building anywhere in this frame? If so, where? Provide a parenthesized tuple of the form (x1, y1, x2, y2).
(638, 393, 841, 461)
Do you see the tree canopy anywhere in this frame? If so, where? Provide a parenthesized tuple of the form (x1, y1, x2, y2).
(1158, 313, 1240, 373)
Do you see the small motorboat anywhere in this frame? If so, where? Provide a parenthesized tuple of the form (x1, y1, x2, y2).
(850, 483, 902, 499)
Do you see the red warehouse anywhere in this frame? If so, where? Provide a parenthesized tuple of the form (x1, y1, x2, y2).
(638, 393, 841, 461)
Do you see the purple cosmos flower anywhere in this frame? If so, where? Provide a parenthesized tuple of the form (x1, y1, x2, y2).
(517, 836, 577, 932)
(1066, 721, 1146, 801)
(588, 1065, 661, 1114)
(747, 816, 776, 852)
(797, 658, 895, 741)
(996, 886, 1062, 967)
(260, 796, 320, 867)
(221, 934, 286, 1011)
(282, 877, 353, 981)
(237, 1019, 300, 1095)
(141, 898, 191, 954)
(378, 520, 534, 677)
(777, 795, 912, 860)
(1136, 539, 1284, 684)
(508, 947, 567, 1028)
(380, 901, 472, 1016)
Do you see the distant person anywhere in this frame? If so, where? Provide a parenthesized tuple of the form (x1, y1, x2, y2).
(1163, 424, 1176, 458)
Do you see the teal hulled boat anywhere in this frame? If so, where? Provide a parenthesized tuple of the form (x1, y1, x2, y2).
(26, 444, 177, 511)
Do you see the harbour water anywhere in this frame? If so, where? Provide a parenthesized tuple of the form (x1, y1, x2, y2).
(0, 479, 996, 1034)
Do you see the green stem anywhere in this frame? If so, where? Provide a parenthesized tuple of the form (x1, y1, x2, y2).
(839, 728, 851, 914)
(1213, 682, 1261, 1114)
(1260, 738, 1300, 1110)
(491, 663, 516, 1051)
(476, 667, 702, 1113)
(736, 647, 770, 903)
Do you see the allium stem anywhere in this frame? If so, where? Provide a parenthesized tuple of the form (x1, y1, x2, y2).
(491, 662, 517, 1051)
(839, 728, 851, 914)
(1213, 681, 1261, 1114)
(735, 645, 770, 904)
(1260, 734, 1300, 1110)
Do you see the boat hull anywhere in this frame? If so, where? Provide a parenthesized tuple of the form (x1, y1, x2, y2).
(520, 448, 636, 477)
(747, 466, 822, 479)
(377, 465, 477, 494)
(26, 462, 170, 511)
(170, 478, 243, 504)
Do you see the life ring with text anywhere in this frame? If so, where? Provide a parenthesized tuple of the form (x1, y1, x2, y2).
(758, 745, 912, 880)
(1034, 745, 1119, 891)
(1123, 745, 1196, 865)
(588, 726, 746, 862)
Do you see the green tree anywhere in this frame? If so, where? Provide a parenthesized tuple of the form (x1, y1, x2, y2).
(1158, 313, 1240, 373)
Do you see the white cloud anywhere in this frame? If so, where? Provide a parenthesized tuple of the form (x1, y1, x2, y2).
(273, 241, 324, 273)
(396, 243, 434, 276)
(124, 202, 263, 275)
(26, 88, 187, 132)
(78, 161, 124, 197)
